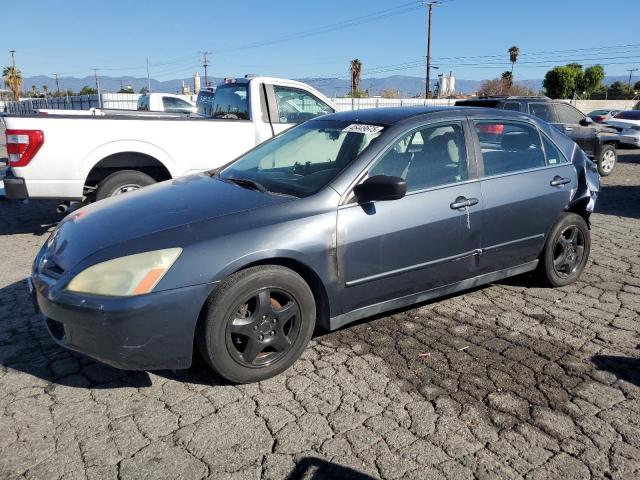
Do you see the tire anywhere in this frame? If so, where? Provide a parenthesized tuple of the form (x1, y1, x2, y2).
(596, 144, 617, 177)
(537, 213, 590, 287)
(95, 170, 156, 201)
(197, 266, 316, 383)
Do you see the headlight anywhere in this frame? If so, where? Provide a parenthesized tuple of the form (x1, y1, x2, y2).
(66, 248, 182, 296)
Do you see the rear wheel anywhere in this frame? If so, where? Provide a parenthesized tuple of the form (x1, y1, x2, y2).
(537, 213, 590, 287)
(197, 266, 316, 383)
(95, 170, 156, 201)
(596, 144, 616, 176)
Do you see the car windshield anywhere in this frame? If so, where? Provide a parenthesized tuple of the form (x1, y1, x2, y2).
(219, 120, 384, 197)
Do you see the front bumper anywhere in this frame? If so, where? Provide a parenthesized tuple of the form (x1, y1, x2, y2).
(31, 272, 216, 370)
(2, 169, 29, 200)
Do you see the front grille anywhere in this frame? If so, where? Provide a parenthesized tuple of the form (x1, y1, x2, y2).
(39, 256, 65, 280)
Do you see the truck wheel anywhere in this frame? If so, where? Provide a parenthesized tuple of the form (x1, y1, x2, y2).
(536, 213, 590, 287)
(95, 170, 156, 200)
(596, 145, 616, 176)
(197, 266, 316, 383)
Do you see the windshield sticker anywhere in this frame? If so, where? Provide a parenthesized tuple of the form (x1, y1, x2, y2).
(342, 124, 384, 134)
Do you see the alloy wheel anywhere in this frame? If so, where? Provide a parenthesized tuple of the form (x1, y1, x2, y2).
(600, 150, 616, 174)
(552, 225, 585, 278)
(225, 288, 301, 368)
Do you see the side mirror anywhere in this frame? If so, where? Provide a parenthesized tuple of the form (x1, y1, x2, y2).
(580, 117, 594, 126)
(353, 175, 406, 203)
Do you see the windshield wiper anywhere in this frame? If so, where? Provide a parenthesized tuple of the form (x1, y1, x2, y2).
(225, 177, 268, 193)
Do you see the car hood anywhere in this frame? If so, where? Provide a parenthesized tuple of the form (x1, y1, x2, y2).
(45, 174, 295, 270)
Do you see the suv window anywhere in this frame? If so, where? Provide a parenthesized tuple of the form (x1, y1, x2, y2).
(273, 86, 334, 124)
(529, 103, 555, 123)
(503, 102, 521, 112)
(369, 122, 468, 192)
(475, 121, 546, 176)
(554, 103, 585, 124)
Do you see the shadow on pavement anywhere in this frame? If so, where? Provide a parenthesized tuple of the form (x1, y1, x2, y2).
(592, 355, 640, 387)
(286, 457, 376, 480)
(0, 199, 62, 236)
(595, 184, 640, 219)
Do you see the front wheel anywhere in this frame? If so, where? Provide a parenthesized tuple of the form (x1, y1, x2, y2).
(537, 213, 590, 287)
(596, 144, 617, 176)
(197, 266, 316, 383)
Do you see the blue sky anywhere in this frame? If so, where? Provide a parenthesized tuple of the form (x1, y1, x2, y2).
(3, 0, 640, 81)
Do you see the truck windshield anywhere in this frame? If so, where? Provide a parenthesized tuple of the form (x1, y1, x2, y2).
(211, 84, 249, 120)
(219, 120, 384, 197)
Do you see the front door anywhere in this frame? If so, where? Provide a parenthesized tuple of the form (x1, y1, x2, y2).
(472, 119, 577, 273)
(552, 103, 595, 156)
(336, 121, 482, 314)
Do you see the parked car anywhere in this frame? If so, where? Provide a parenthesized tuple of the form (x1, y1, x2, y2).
(587, 109, 620, 123)
(137, 93, 196, 114)
(30, 106, 599, 383)
(605, 110, 640, 147)
(3, 76, 337, 208)
(455, 96, 620, 176)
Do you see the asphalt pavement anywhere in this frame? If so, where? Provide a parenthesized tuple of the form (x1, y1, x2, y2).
(0, 126, 639, 479)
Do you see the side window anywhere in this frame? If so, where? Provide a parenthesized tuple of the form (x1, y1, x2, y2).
(541, 134, 568, 165)
(554, 103, 585, 125)
(369, 122, 468, 192)
(162, 97, 177, 111)
(475, 121, 546, 176)
(273, 86, 334, 124)
(504, 102, 521, 112)
(529, 103, 555, 123)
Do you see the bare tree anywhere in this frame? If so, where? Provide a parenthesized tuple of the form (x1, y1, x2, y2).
(350, 59, 362, 97)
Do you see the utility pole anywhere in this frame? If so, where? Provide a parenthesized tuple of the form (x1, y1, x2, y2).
(424, 2, 440, 99)
(627, 68, 638, 92)
(201, 51, 211, 88)
(93, 68, 102, 108)
(53, 73, 60, 95)
(146, 57, 151, 93)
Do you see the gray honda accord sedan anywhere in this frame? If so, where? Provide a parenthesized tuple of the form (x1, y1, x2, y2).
(31, 107, 600, 383)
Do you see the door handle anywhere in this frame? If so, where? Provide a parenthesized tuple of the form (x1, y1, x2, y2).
(550, 176, 571, 187)
(450, 196, 479, 210)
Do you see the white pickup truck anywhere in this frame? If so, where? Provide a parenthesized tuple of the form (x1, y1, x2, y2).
(3, 76, 337, 206)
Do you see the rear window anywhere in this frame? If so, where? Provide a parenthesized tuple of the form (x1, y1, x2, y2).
(137, 96, 150, 111)
(196, 90, 215, 116)
(614, 110, 640, 120)
(211, 84, 249, 120)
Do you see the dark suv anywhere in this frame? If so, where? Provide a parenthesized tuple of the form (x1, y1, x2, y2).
(456, 96, 620, 176)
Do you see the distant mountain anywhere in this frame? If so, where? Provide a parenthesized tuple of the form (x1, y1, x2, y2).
(20, 74, 635, 98)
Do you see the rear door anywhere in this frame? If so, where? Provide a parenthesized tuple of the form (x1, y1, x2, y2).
(472, 118, 576, 273)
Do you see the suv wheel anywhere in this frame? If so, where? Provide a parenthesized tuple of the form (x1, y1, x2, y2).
(197, 266, 316, 383)
(597, 145, 616, 176)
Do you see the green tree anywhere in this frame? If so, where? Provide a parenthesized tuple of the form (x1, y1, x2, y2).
(580, 65, 605, 95)
(607, 81, 632, 99)
(634, 80, 640, 92)
(543, 65, 581, 98)
(2, 66, 22, 100)
(508, 46, 520, 74)
(78, 85, 98, 95)
(139, 86, 149, 94)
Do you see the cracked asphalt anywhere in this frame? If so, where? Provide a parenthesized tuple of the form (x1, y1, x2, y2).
(1, 133, 639, 478)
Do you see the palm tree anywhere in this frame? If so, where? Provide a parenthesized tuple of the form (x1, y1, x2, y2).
(508, 46, 520, 74)
(350, 59, 362, 97)
(42, 85, 49, 97)
(3, 66, 22, 100)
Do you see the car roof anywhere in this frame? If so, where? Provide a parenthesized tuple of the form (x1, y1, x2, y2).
(318, 106, 535, 125)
